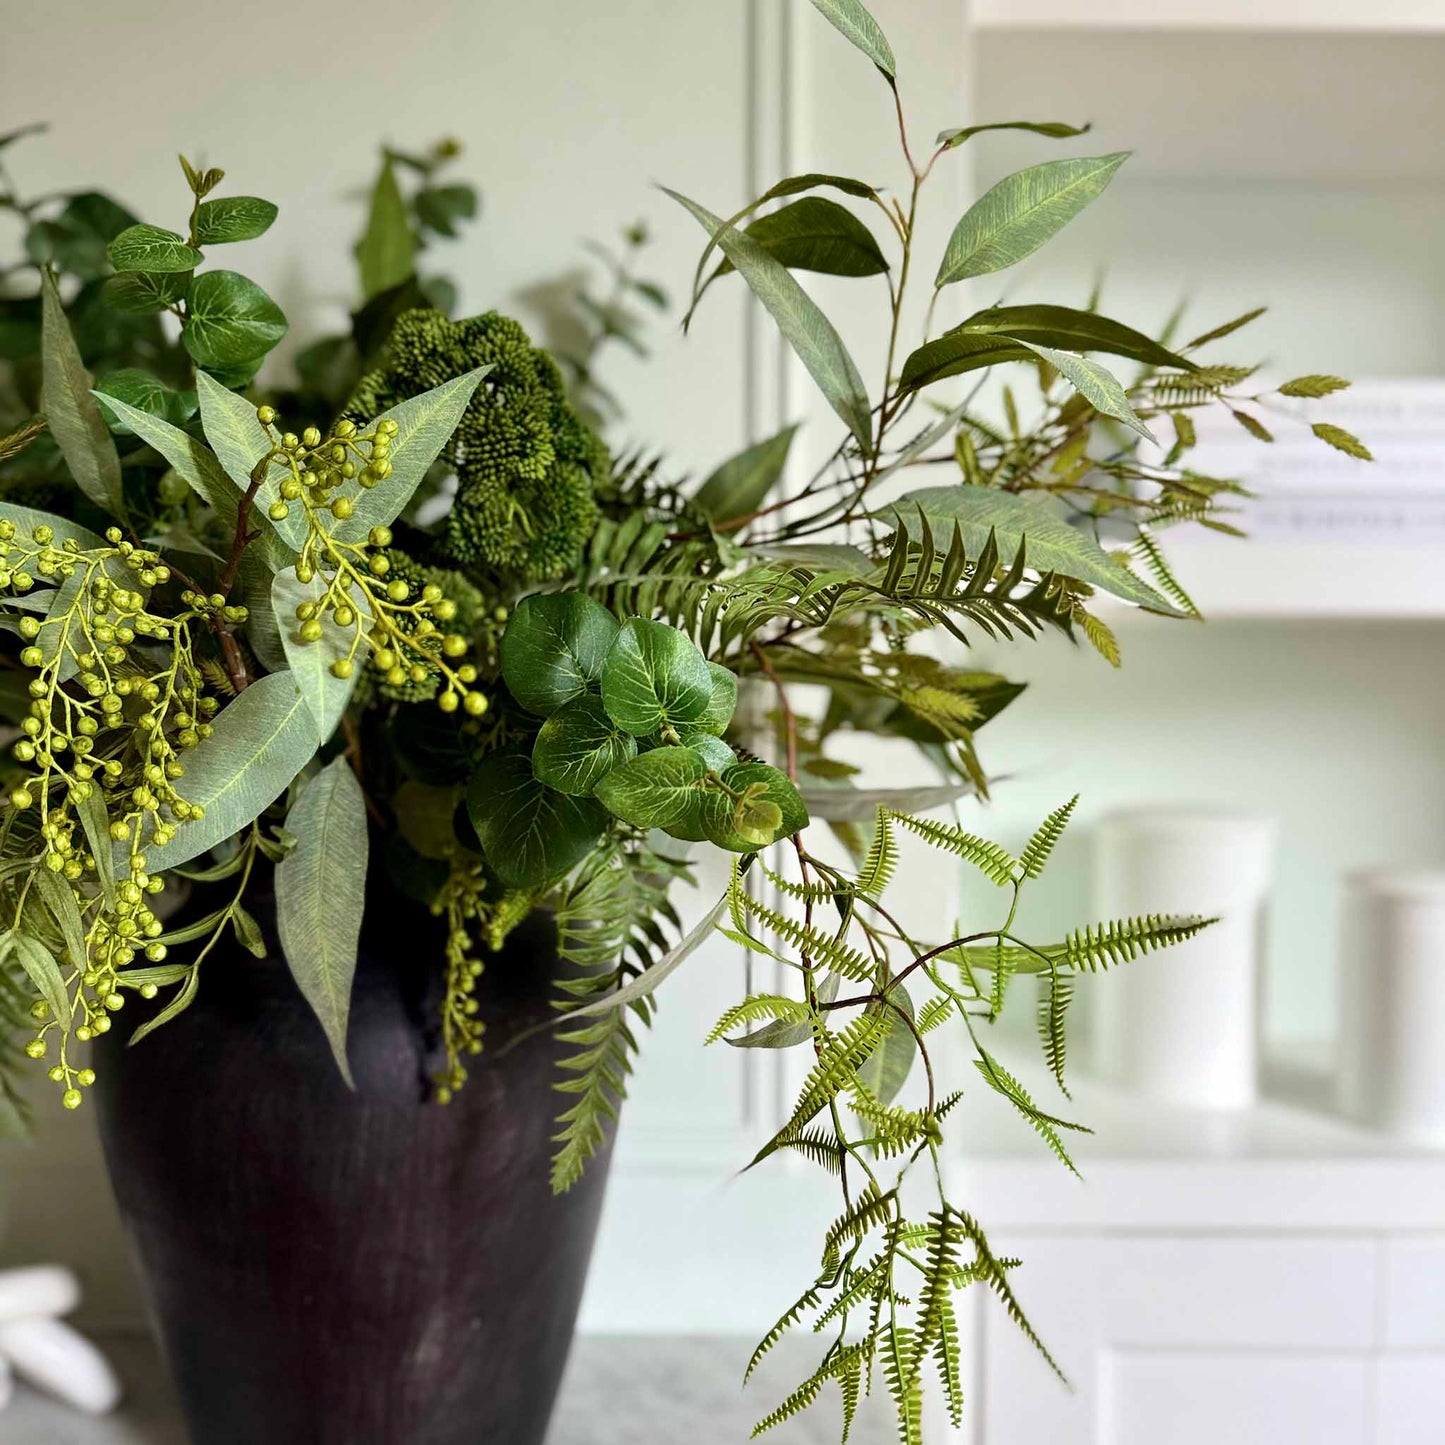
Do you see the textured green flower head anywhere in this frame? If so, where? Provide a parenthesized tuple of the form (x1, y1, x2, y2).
(465, 593, 806, 889)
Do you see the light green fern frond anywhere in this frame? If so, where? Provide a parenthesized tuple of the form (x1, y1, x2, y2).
(1019, 795, 1078, 880)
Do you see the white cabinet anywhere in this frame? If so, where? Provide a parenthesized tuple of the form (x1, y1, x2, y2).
(936, 1082, 1445, 1444)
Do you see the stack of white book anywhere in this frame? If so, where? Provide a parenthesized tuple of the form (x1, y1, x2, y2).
(1171, 378, 1445, 539)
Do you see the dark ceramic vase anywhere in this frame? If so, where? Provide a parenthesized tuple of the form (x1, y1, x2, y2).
(94, 875, 613, 1445)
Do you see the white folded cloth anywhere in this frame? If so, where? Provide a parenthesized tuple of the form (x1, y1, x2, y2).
(0, 1265, 122, 1416)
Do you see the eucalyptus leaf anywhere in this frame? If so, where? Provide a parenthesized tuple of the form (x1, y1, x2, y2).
(9, 932, 69, 1026)
(393, 781, 460, 859)
(500, 592, 619, 717)
(532, 694, 638, 797)
(356, 157, 414, 300)
(0, 503, 116, 578)
(276, 757, 368, 1088)
(857, 986, 916, 1104)
(681, 732, 736, 774)
(724, 973, 840, 1049)
(936, 120, 1091, 150)
(124, 670, 319, 875)
(600, 618, 712, 736)
(935, 153, 1129, 287)
(960, 304, 1193, 373)
(34, 868, 88, 974)
(877, 485, 1176, 612)
(195, 369, 306, 550)
(666, 189, 873, 456)
(466, 752, 606, 889)
(703, 762, 807, 852)
(693, 424, 799, 526)
(101, 270, 190, 315)
(1015, 340, 1154, 441)
(94, 369, 196, 429)
(40, 270, 125, 520)
(595, 746, 707, 831)
(193, 196, 278, 245)
(183, 271, 288, 368)
(230, 904, 267, 959)
(330, 365, 492, 542)
(805, 0, 896, 80)
(694, 662, 739, 736)
(74, 787, 117, 911)
(272, 566, 368, 742)
(107, 223, 203, 274)
(127, 966, 199, 1046)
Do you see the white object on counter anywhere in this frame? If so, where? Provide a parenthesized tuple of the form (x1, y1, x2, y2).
(0, 1266, 80, 1324)
(1339, 870, 1445, 1144)
(1092, 808, 1277, 1108)
(0, 1317, 122, 1416)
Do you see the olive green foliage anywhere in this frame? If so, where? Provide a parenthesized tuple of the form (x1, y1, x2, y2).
(347, 308, 608, 579)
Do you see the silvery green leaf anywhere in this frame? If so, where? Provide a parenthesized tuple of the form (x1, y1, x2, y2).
(564, 892, 729, 1018)
(331, 365, 492, 543)
(276, 757, 367, 1088)
(805, 0, 896, 80)
(692, 424, 799, 526)
(124, 670, 318, 876)
(665, 189, 873, 456)
(33, 868, 87, 974)
(128, 965, 200, 1046)
(724, 973, 840, 1049)
(93, 388, 237, 531)
(41, 270, 125, 521)
(856, 986, 916, 1104)
(1015, 340, 1154, 441)
(877, 485, 1177, 613)
(799, 782, 974, 821)
(936, 119, 1090, 151)
(935, 153, 1129, 287)
(195, 369, 306, 551)
(272, 566, 368, 743)
(34, 571, 86, 682)
(239, 550, 286, 672)
(74, 786, 117, 911)
(9, 932, 69, 1026)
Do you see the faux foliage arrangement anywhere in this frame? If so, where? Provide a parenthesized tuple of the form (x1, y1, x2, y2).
(0, 1, 1368, 1438)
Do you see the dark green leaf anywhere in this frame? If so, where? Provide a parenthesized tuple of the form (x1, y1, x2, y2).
(899, 332, 1034, 392)
(681, 732, 735, 774)
(193, 196, 279, 245)
(466, 752, 605, 889)
(1015, 341, 1153, 440)
(694, 662, 739, 736)
(666, 189, 873, 456)
(356, 156, 414, 301)
(693, 424, 799, 525)
(101, 269, 191, 315)
(9, 932, 69, 1026)
(94, 368, 196, 429)
(595, 746, 707, 831)
(500, 592, 620, 717)
(879, 485, 1178, 613)
(276, 757, 368, 1088)
(107, 223, 204, 274)
(1185, 306, 1266, 350)
(958, 304, 1192, 372)
(805, 0, 896, 80)
(40, 270, 125, 520)
(414, 184, 477, 238)
(936, 120, 1091, 150)
(935, 153, 1129, 287)
(230, 904, 267, 958)
(712, 198, 888, 284)
(183, 270, 288, 368)
(532, 693, 638, 797)
(702, 762, 808, 852)
(600, 618, 712, 735)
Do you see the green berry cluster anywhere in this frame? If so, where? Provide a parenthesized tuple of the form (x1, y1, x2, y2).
(254, 409, 392, 528)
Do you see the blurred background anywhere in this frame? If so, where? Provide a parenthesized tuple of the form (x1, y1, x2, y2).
(3, 1, 1444, 1441)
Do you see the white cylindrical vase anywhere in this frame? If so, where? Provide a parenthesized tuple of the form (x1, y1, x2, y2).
(1339, 871, 1445, 1143)
(1092, 809, 1277, 1108)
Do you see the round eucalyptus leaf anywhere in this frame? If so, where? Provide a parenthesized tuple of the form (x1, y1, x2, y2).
(702, 761, 809, 853)
(94, 368, 196, 430)
(194, 196, 279, 245)
(466, 752, 605, 889)
(500, 592, 620, 717)
(600, 618, 712, 736)
(680, 732, 735, 774)
(594, 746, 706, 831)
(532, 694, 638, 797)
(182, 270, 288, 368)
(101, 269, 191, 315)
(107, 223, 204, 274)
(693, 662, 739, 736)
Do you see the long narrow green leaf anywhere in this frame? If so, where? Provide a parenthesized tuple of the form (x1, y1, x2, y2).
(935, 153, 1129, 287)
(356, 156, 415, 300)
(272, 567, 368, 742)
(1016, 340, 1153, 440)
(276, 758, 367, 1088)
(666, 189, 873, 456)
(806, 0, 897, 80)
(960, 303, 1193, 372)
(40, 270, 125, 520)
(693, 423, 800, 525)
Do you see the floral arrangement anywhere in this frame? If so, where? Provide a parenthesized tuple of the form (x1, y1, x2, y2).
(0, 1, 1367, 1437)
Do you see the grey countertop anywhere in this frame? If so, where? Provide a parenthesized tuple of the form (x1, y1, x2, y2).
(3, 1333, 894, 1443)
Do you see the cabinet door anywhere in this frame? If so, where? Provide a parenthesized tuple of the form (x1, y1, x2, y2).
(947, 1234, 1377, 1445)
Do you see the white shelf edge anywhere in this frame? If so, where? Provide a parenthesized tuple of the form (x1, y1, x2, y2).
(969, 1, 1445, 33)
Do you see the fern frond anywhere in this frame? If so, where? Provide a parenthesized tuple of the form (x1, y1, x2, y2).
(777, 1126, 847, 1177)
(821, 1184, 897, 1274)
(1018, 795, 1078, 880)
(1132, 527, 1201, 619)
(915, 994, 956, 1034)
(880, 1325, 924, 1445)
(751, 1367, 827, 1436)
(974, 1049, 1089, 1178)
(890, 812, 1015, 886)
(1038, 966, 1074, 1096)
(1064, 913, 1213, 972)
(740, 892, 877, 984)
(856, 807, 898, 896)
(1071, 603, 1121, 666)
(707, 994, 812, 1045)
(747, 1283, 823, 1383)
